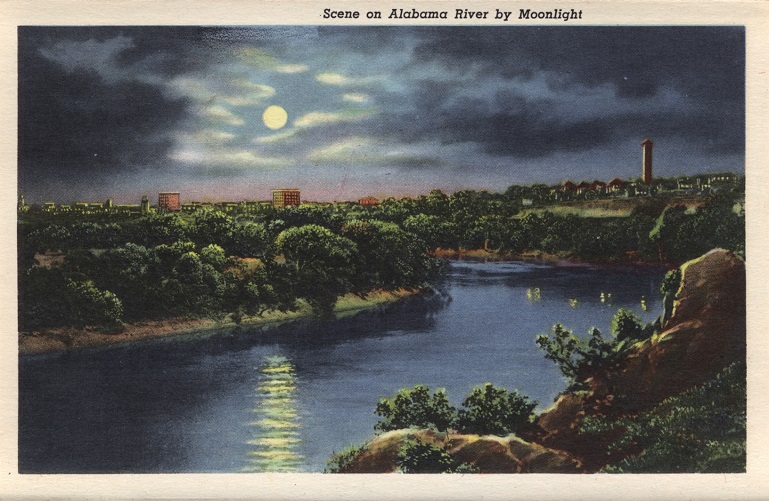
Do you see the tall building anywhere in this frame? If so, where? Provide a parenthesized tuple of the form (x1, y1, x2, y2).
(641, 137, 653, 185)
(141, 195, 150, 215)
(158, 192, 180, 212)
(272, 189, 301, 208)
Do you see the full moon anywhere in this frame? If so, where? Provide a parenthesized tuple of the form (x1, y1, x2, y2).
(262, 105, 288, 130)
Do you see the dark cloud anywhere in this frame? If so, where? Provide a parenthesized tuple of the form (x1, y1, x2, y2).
(380, 26, 745, 160)
(18, 27, 189, 195)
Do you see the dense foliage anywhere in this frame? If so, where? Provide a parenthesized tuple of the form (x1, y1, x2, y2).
(18, 184, 743, 331)
(581, 362, 746, 473)
(18, 207, 443, 330)
(374, 383, 537, 436)
(375, 385, 457, 433)
(456, 383, 538, 436)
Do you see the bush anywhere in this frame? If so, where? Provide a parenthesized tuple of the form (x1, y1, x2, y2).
(456, 383, 537, 436)
(375, 385, 456, 433)
(611, 308, 644, 342)
(396, 439, 454, 473)
(325, 442, 367, 473)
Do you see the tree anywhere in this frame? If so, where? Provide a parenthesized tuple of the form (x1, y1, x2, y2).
(275, 224, 358, 314)
(229, 221, 270, 258)
(649, 205, 688, 262)
(536, 323, 624, 391)
(456, 383, 537, 436)
(65, 279, 123, 328)
(191, 210, 236, 250)
(375, 385, 456, 433)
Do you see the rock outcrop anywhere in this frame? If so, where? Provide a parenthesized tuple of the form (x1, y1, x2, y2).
(335, 428, 584, 473)
(530, 249, 746, 470)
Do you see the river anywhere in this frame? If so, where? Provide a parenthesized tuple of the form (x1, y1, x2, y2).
(19, 261, 665, 473)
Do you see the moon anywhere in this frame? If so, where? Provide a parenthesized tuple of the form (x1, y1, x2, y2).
(262, 105, 288, 130)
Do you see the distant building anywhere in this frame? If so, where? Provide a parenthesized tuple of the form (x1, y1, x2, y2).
(141, 195, 151, 215)
(272, 189, 301, 208)
(158, 192, 181, 212)
(591, 180, 606, 193)
(358, 196, 379, 207)
(642, 138, 653, 185)
(575, 181, 591, 195)
(607, 177, 627, 193)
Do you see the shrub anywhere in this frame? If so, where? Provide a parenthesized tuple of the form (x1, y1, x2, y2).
(325, 442, 367, 473)
(611, 308, 644, 342)
(396, 439, 454, 473)
(456, 383, 537, 436)
(375, 385, 456, 433)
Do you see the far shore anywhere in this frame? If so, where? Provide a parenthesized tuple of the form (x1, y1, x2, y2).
(18, 288, 426, 356)
(433, 247, 671, 267)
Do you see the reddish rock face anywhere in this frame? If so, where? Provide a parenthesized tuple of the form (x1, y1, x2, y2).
(334, 429, 583, 473)
(533, 249, 746, 470)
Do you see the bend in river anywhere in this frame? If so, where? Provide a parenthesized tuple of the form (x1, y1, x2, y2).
(19, 261, 664, 473)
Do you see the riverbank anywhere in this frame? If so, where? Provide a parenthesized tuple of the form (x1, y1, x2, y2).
(18, 288, 426, 355)
(433, 247, 664, 266)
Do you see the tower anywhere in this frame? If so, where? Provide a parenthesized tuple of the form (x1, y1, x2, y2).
(141, 195, 150, 215)
(641, 137, 653, 185)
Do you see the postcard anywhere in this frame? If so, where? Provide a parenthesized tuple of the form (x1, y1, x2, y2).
(2, 0, 768, 499)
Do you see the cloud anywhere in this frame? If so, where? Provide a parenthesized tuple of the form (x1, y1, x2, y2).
(253, 129, 299, 144)
(235, 46, 308, 74)
(179, 129, 237, 145)
(170, 147, 289, 169)
(38, 35, 135, 83)
(294, 108, 378, 128)
(277, 64, 309, 74)
(316, 72, 379, 87)
(342, 93, 370, 103)
(200, 105, 245, 126)
(307, 136, 442, 168)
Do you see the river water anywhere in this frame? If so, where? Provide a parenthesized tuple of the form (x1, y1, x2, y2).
(19, 261, 664, 473)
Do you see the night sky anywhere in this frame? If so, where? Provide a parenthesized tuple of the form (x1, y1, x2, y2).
(18, 26, 744, 204)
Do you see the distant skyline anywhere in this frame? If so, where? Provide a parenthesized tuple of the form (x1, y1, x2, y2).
(19, 26, 745, 204)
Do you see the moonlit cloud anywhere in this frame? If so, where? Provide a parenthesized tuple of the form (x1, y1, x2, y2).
(171, 147, 289, 169)
(294, 108, 378, 128)
(276, 63, 309, 74)
(201, 105, 245, 126)
(253, 129, 299, 144)
(316, 72, 379, 87)
(342, 93, 370, 103)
